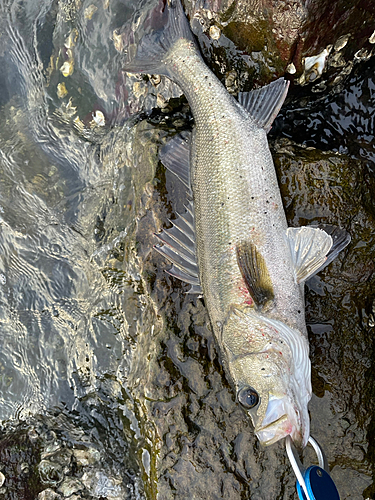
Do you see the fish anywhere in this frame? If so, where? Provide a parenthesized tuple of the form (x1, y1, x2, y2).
(123, 0, 350, 448)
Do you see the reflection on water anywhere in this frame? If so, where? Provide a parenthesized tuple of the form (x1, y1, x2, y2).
(273, 58, 375, 171)
(0, 0, 153, 497)
(0, 0, 374, 498)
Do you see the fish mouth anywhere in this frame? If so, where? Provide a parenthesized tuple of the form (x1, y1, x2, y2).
(255, 414, 300, 447)
(254, 396, 306, 448)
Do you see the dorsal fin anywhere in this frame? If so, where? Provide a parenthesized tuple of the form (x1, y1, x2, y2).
(236, 241, 274, 310)
(286, 226, 333, 283)
(238, 78, 289, 132)
(159, 131, 191, 189)
(156, 132, 200, 292)
(154, 199, 201, 294)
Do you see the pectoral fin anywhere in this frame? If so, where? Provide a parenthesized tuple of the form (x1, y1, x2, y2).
(236, 241, 274, 309)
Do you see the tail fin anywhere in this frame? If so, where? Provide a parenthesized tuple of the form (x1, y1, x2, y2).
(122, 0, 196, 77)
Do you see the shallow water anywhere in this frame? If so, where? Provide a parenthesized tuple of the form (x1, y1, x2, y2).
(273, 57, 375, 171)
(0, 0, 374, 499)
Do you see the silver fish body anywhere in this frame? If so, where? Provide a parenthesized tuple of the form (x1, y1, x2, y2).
(123, 0, 349, 448)
(165, 38, 311, 447)
(167, 41, 303, 328)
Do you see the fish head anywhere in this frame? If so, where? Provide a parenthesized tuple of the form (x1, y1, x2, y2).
(222, 307, 311, 449)
(233, 352, 310, 449)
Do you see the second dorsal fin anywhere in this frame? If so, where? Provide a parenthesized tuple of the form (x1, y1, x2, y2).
(159, 131, 191, 190)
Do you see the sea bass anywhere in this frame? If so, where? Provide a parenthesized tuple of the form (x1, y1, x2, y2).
(123, 0, 350, 448)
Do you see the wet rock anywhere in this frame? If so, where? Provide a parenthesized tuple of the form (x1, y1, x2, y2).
(0, 411, 143, 500)
(57, 478, 84, 497)
(271, 138, 374, 497)
(0, 425, 44, 499)
(184, 0, 375, 91)
(38, 489, 62, 500)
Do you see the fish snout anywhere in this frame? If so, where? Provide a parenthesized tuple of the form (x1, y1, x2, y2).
(254, 396, 308, 448)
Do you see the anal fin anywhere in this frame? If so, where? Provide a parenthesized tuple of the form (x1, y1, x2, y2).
(306, 224, 350, 278)
(238, 78, 289, 132)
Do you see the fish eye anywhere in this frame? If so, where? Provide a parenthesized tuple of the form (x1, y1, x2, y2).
(237, 386, 259, 409)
